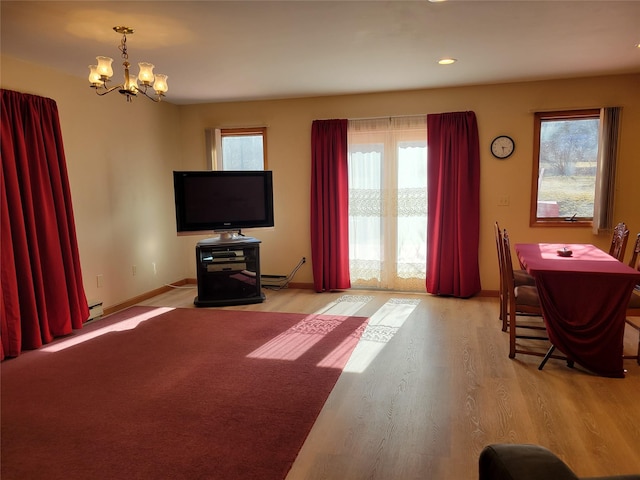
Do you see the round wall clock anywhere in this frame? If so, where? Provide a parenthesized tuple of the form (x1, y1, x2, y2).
(490, 135, 515, 159)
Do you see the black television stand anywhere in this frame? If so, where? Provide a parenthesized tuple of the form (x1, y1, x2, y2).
(194, 236, 265, 307)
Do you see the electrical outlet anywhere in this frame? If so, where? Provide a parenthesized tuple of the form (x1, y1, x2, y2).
(96, 274, 104, 288)
(132, 265, 137, 276)
(152, 262, 157, 275)
(302, 257, 306, 263)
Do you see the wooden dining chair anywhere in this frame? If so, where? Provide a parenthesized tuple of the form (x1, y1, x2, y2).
(628, 232, 640, 269)
(501, 230, 550, 359)
(608, 221, 629, 261)
(494, 222, 536, 332)
(623, 233, 640, 364)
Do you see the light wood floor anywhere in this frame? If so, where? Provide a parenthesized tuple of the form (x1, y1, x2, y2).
(137, 286, 640, 479)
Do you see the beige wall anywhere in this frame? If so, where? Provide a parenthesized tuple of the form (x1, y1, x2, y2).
(179, 74, 640, 291)
(1, 55, 190, 309)
(3, 53, 639, 308)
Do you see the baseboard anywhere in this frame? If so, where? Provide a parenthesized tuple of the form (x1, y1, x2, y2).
(102, 279, 194, 316)
(101, 280, 497, 316)
(280, 286, 498, 295)
(286, 282, 315, 289)
(477, 290, 499, 298)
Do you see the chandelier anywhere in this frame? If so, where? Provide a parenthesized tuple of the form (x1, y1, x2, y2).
(88, 26, 168, 102)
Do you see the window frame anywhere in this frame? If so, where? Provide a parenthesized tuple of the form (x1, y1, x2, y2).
(206, 126, 268, 171)
(529, 109, 600, 227)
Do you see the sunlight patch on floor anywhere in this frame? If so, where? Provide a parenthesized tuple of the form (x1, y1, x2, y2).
(246, 314, 347, 361)
(342, 298, 419, 373)
(316, 321, 367, 369)
(40, 307, 174, 353)
(313, 294, 374, 316)
(246, 295, 374, 362)
(245, 295, 418, 368)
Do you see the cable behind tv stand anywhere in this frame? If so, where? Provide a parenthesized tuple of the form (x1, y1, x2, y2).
(194, 236, 265, 307)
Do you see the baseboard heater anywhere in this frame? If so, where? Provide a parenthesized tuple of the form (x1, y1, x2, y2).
(260, 257, 306, 289)
(261, 274, 288, 287)
(87, 299, 104, 321)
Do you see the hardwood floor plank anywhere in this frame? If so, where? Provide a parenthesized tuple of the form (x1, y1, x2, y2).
(134, 287, 640, 478)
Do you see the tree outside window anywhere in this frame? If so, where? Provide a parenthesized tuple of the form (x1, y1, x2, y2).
(531, 109, 600, 225)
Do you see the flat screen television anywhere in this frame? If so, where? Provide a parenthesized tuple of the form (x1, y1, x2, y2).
(173, 170, 274, 234)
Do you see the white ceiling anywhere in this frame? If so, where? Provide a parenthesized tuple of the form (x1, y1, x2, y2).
(2, 1, 639, 105)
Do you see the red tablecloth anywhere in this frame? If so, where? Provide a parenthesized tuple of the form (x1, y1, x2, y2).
(515, 243, 640, 377)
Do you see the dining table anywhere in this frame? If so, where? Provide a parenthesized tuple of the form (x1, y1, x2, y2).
(514, 243, 640, 377)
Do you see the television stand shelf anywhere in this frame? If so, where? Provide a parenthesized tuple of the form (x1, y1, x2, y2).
(194, 236, 265, 307)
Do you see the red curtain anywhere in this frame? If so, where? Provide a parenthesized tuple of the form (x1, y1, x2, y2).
(1, 89, 89, 359)
(426, 111, 481, 297)
(310, 119, 351, 292)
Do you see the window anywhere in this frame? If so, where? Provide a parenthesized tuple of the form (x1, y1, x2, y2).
(530, 108, 620, 227)
(348, 117, 427, 291)
(205, 127, 267, 170)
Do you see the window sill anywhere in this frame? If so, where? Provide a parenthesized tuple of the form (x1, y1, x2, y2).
(530, 219, 593, 228)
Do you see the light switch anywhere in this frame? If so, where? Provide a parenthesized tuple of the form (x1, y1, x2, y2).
(498, 195, 510, 206)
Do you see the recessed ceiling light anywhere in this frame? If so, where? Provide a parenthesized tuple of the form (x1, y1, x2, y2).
(438, 58, 457, 65)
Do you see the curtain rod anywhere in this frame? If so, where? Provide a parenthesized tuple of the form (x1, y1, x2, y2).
(205, 124, 269, 130)
(320, 111, 479, 121)
(315, 113, 428, 122)
(528, 106, 620, 113)
(350, 113, 428, 121)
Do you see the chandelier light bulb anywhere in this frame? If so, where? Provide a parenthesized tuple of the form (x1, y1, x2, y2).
(138, 62, 155, 85)
(153, 74, 169, 94)
(96, 56, 114, 78)
(88, 65, 102, 85)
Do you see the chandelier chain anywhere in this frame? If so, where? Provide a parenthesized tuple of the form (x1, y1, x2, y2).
(119, 32, 129, 62)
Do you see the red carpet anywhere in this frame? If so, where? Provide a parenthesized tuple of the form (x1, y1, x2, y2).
(1, 306, 368, 480)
